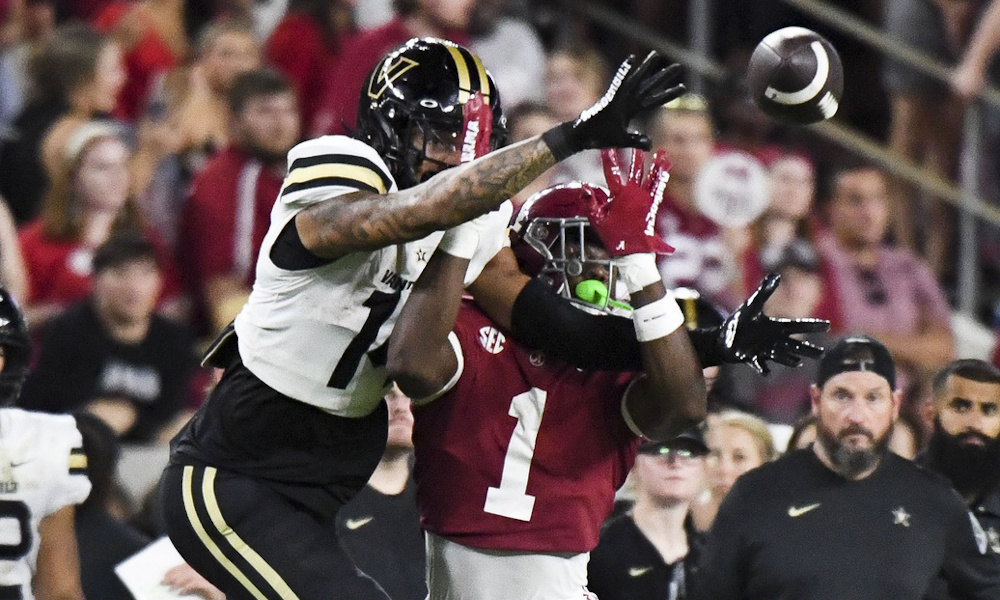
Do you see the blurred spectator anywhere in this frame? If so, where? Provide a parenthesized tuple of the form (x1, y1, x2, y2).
(815, 162, 955, 396)
(882, 0, 967, 274)
(0, 0, 55, 133)
(588, 429, 709, 600)
(505, 101, 559, 208)
(691, 410, 775, 531)
(468, 0, 545, 110)
(0, 196, 27, 302)
(310, 0, 475, 137)
(951, 0, 1000, 100)
(889, 411, 923, 459)
(95, 0, 189, 122)
(0, 22, 125, 225)
(137, 18, 261, 246)
(20, 232, 197, 443)
(335, 385, 426, 600)
(648, 95, 739, 309)
(73, 411, 151, 600)
(787, 413, 818, 451)
(18, 121, 183, 330)
(267, 0, 356, 134)
(721, 241, 831, 423)
(178, 68, 299, 335)
(543, 45, 607, 185)
(251, 0, 290, 39)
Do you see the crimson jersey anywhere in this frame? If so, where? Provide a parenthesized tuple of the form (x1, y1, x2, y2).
(412, 301, 640, 554)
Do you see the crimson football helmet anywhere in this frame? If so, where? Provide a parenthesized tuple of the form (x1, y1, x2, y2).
(510, 182, 623, 311)
(356, 37, 508, 188)
(0, 288, 30, 405)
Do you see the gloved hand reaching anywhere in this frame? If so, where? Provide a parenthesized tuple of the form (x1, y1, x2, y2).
(543, 51, 685, 161)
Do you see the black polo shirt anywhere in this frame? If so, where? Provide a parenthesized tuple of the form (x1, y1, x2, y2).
(588, 512, 704, 600)
(690, 448, 1000, 600)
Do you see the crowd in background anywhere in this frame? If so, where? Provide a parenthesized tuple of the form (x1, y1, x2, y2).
(1, 0, 1000, 597)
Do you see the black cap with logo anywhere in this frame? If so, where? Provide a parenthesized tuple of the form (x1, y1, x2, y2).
(816, 335, 896, 390)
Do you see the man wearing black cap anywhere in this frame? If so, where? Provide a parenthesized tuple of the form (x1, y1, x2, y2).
(691, 335, 1000, 600)
(588, 428, 709, 600)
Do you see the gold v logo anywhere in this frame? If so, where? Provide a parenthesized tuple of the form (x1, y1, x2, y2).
(788, 503, 821, 517)
(368, 57, 419, 100)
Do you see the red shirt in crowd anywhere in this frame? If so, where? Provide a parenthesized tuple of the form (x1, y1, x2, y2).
(19, 222, 182, 307)
(413, 302, 638, 553)
(266, 12, 346, 135)
(310, 18, 470, 137)
(95, 1, 181, 122)
(179, 146, 284, 299)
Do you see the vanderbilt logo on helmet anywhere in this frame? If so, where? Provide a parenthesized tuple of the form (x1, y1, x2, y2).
(368, 56, 420, 100)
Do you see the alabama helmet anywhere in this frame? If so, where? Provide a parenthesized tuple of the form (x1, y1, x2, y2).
(0, 288, 30, 405)
(511, 182, 623, 311)
(356, 37, 508, 188)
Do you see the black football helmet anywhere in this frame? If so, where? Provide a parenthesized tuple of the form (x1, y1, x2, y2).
(356, 37, 508, 188)
(0, 288, 30, 405)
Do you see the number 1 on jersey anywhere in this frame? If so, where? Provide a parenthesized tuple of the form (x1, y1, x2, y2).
(484, 388, 547, 521)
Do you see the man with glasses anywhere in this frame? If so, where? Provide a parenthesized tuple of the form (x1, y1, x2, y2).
(588, 428, 710, 600)
(691, 336, 1000, 600)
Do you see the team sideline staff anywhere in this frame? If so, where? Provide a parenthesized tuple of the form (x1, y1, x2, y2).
(691, 335, 1000, 599)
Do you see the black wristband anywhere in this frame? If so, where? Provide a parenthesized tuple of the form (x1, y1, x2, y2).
(541, 123, 579, 162)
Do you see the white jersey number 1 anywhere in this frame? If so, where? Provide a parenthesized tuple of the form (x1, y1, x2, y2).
(484, 387, 547, 521)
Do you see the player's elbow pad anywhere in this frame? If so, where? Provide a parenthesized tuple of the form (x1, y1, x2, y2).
(510, 278, 642, 370)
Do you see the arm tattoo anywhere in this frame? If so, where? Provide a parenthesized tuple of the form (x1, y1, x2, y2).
(302, 137, 557, 259)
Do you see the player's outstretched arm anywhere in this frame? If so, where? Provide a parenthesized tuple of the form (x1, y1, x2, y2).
(590, 149, 705, 440)
(387, 95, 498, 400)
(387, 248, 468, 400)
(296, 52, 686, 261)
(34, 505, 85, 600)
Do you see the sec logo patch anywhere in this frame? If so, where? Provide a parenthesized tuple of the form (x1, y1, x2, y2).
(478, 327, 506, 354)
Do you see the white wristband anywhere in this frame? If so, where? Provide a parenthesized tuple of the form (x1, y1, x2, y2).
(438, 224, 479, 260)
(615, 253, 661, 294)
(632, 292, 685, 342)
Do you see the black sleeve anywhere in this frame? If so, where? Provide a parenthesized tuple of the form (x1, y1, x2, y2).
(18, 319, 84, 413)
(269, 216, 333, 270)
(510, 278, 722, 370)
(687, 481, 749, 600)
(510, 277, 641, 371)
(940, 496, 1000, 599)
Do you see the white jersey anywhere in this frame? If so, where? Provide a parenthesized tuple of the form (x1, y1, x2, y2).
(236, 135, 511, 417)
(0, 409, 90, 600)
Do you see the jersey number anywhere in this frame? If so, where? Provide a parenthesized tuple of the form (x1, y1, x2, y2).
(327, 290, 402, 389)
(484, 388, 547, 521)
(0, 499, 31, 600)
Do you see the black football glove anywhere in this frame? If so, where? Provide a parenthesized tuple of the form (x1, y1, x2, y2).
(694, 273, 829, 375)
(542, 51, 685, 161)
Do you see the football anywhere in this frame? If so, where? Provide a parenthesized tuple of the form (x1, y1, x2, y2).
(745, 27, 843, 125)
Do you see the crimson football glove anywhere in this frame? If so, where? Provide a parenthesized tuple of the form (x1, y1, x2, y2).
(543, 52, 685, 161)
(589, 148, 674, 257)
(460, 91, 492, 164)
(712, 273, 829, 375)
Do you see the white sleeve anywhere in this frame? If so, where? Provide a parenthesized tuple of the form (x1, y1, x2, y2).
(463, 200, 513, 286)
(279, 135, 397, 207)
(42, 414, 91, 515)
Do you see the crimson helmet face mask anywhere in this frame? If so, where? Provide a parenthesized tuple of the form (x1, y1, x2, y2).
(0, 289, 30, 405)
(355, 37, 508, 188)
(510, 183, 624, 313)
